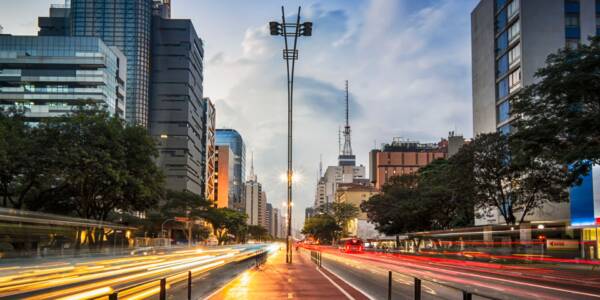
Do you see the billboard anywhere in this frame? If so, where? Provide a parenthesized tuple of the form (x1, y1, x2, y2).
(570, 165, 600, 227)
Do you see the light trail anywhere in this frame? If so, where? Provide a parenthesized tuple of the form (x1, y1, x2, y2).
(0, 245, 269, 300)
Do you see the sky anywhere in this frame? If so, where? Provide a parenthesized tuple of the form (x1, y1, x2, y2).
(0, 0, 479, 231)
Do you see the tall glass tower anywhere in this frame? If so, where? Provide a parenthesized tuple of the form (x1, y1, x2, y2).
(70, 0, 152, 126)
(216, 129, 246, 210)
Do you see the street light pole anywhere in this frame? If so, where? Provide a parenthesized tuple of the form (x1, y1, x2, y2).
(269, 6, 312, 264)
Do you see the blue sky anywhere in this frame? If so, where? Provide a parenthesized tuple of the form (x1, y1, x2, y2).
(0, 0, 479, 229)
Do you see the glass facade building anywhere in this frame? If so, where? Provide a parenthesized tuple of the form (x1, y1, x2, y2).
(0, 36, 126, 121)
(70, 0, 152, 126)
(216, 129, 246, 210)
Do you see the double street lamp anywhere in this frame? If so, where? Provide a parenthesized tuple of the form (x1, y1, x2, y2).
(269, 6, 312, 264)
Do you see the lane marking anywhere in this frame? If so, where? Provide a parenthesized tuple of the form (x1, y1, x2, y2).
(316, 266, 356, 300)
(320, 264, 376, 300)
(357, 254, 600, 299)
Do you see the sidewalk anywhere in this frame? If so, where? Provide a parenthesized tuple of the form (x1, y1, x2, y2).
(207, 248, 369, 300)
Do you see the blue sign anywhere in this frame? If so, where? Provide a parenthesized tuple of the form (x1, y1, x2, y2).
(570, 165, 600, 227)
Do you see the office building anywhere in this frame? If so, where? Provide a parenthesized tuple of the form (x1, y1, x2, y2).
(336, 182, 378, 238)
(216, 129, 246, 211)
(472, 0, 598, 135)
(266, 203, 273, 235)
(447, 131, 466, 157)
(38, 4, 70, 36)
(272, 208, 280, 238)
(471, 0, 598, 225)
(369, 138, 447, 190)
(244, 157, 267, 227)
(214, 145, 234, 208)
(0, 36, 126, 121)
(69, 0, 153, 126)
(204, 98, 216, 205)
(149, 16, 205, 195)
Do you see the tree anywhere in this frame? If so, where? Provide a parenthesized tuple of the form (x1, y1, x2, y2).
(203, 208, 247, 245)
(247, 225, 269, 241)
(511, 37, 600, 183)
(159, 190, 212, 241)
(301, 214, 340, 244)
(361, 175, 431, 249)
(27, 110, 165, 222)
(471, 132, 568, 225)
(418, 157, 475, 229)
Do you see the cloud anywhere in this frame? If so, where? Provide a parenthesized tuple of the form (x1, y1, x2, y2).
(204, 0, 477, 228)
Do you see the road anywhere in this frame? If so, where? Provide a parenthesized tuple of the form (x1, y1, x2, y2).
(0, 244, 276, 300)
(308, 246, 600, 300)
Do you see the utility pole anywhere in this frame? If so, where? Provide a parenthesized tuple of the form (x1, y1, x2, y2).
(269, 7, 312, 264)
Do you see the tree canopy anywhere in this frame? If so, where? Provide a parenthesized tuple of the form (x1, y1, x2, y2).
(511, 37, 600, 183)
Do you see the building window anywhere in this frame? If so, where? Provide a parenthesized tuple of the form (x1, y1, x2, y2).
(498, 123, 512, 135)
(565, 0, 580, 13)
(566, 38, 579, 49)
(508, 20, 520, 42)
(508, 68, 521, 93)
(497, 54, 509, 76)
(497, 100, 510, 123)
(496, 9, 507, 32)
(507, 0, 519, 19)
(497, 78, 509, 99)
(565, 14, 580, 27)
(496, 31, 508, 53)
(508, 43, 521, 67)
(496, 0, 508, 10)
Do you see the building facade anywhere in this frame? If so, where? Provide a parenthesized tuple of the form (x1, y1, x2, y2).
(272, 208, 279, 238)
(38, 4, 70, 36)
(472, 0, 598, 135)
(70, 0, 153, 126)
(336, 182, 378, 238)
(0, 36, 126, 121)
(216, 129, 246, 211)
(244, 178, 264, 226)
(204, 98, 216, 205)
(149, 16, 205, 195)
(471, 0, 598, 224)
(214, 145, 234, 208)
(369, 138, 447, 190)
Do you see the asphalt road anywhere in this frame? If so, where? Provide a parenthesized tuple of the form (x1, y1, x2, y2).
(311, 247, 600, 300)
(0, 244, 276, 300)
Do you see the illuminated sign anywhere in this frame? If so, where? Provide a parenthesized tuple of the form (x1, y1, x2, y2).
(570, 164, 600, 227)
(546, 239, 579, 250)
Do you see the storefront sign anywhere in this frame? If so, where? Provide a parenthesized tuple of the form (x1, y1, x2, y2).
(546, 239, 578, 250)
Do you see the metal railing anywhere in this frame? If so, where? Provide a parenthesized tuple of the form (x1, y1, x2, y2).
(95, 249, 269, 300)
(309, 249, 503, 300)
(310, 250, 322, 267)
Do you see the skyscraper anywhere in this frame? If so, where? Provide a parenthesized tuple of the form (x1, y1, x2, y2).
(149, 16, 205, 195)
(214, 145, 234, 208)
(471, 0, 598, 225)
(216, 129, 246, 211)
(204, 98, 217, 204)
(244, 154, 267, 227)
(70, 0, 153, 126)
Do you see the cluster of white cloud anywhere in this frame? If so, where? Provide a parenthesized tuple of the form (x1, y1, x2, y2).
(206, 0, 477, 227)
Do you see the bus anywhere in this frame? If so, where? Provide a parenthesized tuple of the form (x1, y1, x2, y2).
(338, 238, 364, 253)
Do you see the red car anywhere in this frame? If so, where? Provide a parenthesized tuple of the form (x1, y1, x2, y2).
(338, 238, 364, 253)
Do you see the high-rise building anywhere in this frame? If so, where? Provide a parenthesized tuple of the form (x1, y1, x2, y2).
(149, 16, 205, 195)
(472, 0, 598, 135)
(266, 203, 273, 235)
(216, 129, 246, 211)
(214, 145, 234, 208)
(244, 155, 267, 226)
(38, 4, 70, 36)
(204, 98, 216, 205)
(369, 138, 447, 190)
(69, 0, 153, 126)
(471, 0, 597, 225)
(0, 36, 126, 121)
(447, 131, 466, 157)
(272, 208, 279, 238)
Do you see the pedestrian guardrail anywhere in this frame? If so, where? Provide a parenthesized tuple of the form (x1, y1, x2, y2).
(310, 250, 322, 267)
(93, 249, 268, 300)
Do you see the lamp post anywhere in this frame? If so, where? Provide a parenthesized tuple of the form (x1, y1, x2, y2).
(269, 6, 312, 264)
